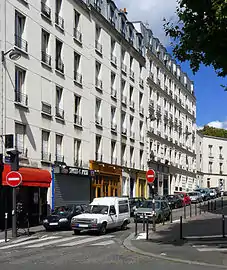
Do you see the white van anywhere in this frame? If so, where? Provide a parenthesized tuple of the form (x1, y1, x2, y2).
(71, 197, 130, 235)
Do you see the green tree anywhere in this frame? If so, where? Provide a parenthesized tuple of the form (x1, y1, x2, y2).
(200, 125, 227, 138)
(164, 0, 227, 78)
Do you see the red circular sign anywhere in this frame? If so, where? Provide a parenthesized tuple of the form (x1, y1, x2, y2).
(6, 171, 22, 187)
(146, 169, 155, 184)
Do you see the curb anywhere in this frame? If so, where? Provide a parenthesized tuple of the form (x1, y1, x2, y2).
(123, 232, 227, 269)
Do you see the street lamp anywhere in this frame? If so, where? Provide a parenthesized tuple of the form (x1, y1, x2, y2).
(1, 49, 21, 62)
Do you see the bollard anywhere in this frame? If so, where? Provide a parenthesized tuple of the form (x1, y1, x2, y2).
(211, 201, 213, 212)
(222, 214, 225, 238)
(199, 202, 202, 215)
(189, 203, 192, 217)
(214, 200, 217, 211)
(208, 201, 210, 211)
(203, 201, 206, 213)
(170, 208, 173, 223)
(146, 217, 149, 240)
(5, 213, 8, 243)
(27, 213, 30, 236)
(135, 214, 138, 237)
(162, 212, 165, 225)
(184, 204, 186, 219)
(222, 197, 224, 209)
(143, 213, 145, 232)
(195, 203, 197, 216)
(180, 216, 183, 240)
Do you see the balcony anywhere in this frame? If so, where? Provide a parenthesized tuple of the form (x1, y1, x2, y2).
(74, 158, 82, 167)
(129, 69, 135, 80)
(56, 58, 64, 73)
(129, 100, 135, 110)
(110, 53, 117, 66)
(156, 78, 161, 86)
(111, 87, 117, 99)
(139, 78, 144, 88)
(169, 90, 173, 97)
(111, 122, 117, 132)
(55, 154, 64, 163)
(74, 28, 82, 44)
(15, 91, 28, 106)
(140, 135, 144, 144)
(94, 2, 101, 12)
(95, 115, 103, 126)
(139, 106, 144, 116)
(130, 131, 135, 140)
(128, 38, 133, 45)
(219, 154, 224, 160)
(121, 158, 127, 167)
(111, 156, 117, 165)
(55, 106, 64, 119)
(41, 102, 52, 116)
(74, 71, 82, 85)
(157, 131, 161, 137)
(164, 111, 168, 122)
(149, 72, 154, 80)
(41, 151, 51, 162)
(55, 13, 64, 29)
(164, 86, 168, 92)
(109, 17, 115, 27)
(15, 35, 28, 52)
(95, 77, 103, 91)
(41, 2, 51, 19)
(41, 50, 53, 67)
(121, 94, 127, 105)
(121, 62, 127, 74)
(74, 114, 82, 127)
(95, 40, 102, 54)
(95, 152, 103, 162)
(122, 127, 127, 136)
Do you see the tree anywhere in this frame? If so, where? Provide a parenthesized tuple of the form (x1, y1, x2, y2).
(164, 0, 227, 78)
(200, 125, 227, 138)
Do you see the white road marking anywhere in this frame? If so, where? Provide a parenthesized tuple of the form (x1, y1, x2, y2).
(58, 235, 114, 247)
(172, 219, 180, 223)
(0, 239, 9, 243)
(192, 245, 208, 248)
(197, 247, 227, 252)
(185, 235, 224, 240)
(0, 236, 59, 250)
(26, 236, 83, 248)
(136, 233, 146, 240)
(90, 240, 115, 246)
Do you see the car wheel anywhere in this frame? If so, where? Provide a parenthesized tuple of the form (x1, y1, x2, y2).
(99, 222, 107, 235)
(121, 221, 128, 230)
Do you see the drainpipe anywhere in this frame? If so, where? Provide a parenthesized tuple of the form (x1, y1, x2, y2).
(119, 41, 123, 195)
(51, 166, 55, 210)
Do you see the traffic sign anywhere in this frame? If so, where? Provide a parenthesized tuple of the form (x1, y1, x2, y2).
(146, 169, 155, 184)
(6, 171, 22, 187)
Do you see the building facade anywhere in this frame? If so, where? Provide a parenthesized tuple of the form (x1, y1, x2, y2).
(0, 0, 196, 221)
(196, 131, 227, 191)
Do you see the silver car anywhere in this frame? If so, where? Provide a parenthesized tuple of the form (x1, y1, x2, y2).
(188, 191, 203, 203)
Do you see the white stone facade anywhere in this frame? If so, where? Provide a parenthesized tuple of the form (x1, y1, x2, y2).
(197, 132, 227, 191)
(0, 0, 196, 203)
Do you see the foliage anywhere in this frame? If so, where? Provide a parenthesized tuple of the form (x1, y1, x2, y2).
(200, 125, 227, 138)
(164, 0, 227, 78)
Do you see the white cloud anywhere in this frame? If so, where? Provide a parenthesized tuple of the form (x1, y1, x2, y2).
(115, 0, 177, 45)
(207, 121, 227, 129)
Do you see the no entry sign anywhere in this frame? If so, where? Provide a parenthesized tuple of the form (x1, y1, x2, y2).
(146, 169, 155, 184)
(6, 171, 22, 187)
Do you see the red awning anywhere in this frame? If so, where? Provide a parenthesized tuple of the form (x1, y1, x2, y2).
(2, 164, 51, 188)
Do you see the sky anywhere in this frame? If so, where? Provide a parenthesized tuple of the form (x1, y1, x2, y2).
(115, 0, 227, 129)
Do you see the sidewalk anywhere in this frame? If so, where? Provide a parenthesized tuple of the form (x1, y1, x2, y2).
(0, 225, 45, 243)
(124, 212, 227, 267)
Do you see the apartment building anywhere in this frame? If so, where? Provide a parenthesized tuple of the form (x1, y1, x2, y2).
(197, 131, 227, 191)
(0, 0, 196, 227)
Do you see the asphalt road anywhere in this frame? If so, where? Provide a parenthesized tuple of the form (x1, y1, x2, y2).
(0, 223, 224, 270)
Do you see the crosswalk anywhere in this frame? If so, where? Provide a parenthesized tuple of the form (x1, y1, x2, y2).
(190, 239, 227, 252)
(0, 234, 116, 250)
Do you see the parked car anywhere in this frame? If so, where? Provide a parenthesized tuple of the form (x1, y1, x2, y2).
(135, 199, 171, 223)
(210, 187, 221, 197)
(71, 197, 130, 235)
(165, 194, 183, 209)
(188, 191, 203, 203)
(174, 192, 191, 206)
(129, 197, 146, 217)
(43, 204, 88, 231)
(209, 188, 217, 199)
(194, 188, 211, 201)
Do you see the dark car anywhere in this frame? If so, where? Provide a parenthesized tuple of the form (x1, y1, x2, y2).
(129, 197, 145, 217)
(43, 204, 88, 231)
(165, 194, 183, 209)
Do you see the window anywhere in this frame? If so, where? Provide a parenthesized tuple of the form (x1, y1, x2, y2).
(140, 149, 143, 168)
(220, 163, 223, 174)
(109, 205, 116, 215)
(109, 6, 115, 25)
(15, 123, 25, 153)
(95, 61, 102, 90)
(208, 145, 213, 156)
(15, 67, 27, 106)
(55, 39, 64, 73)
(111, 140, 116, 164)
(121, 18, 126, 36)
(74, 139, 81, 166)
(41, 29, 51, 66)
(74, 10, 82, 42)
(56, 86, 64, 118)
(208, 162, 212, 173)
(95, 25, 102, 53)
(74, 52, 82, 84)
(130, 146, 134, 167)
(121, 111, 126, 134)
(119, 204, 129, 214)
(95, 98, 102, 125)
(111, 106, 116, 130)
(41, 1, 51, 19)
(95, 135, 102, 161)
(74, 95, 82, 126)
(15, 11, 27, 52)
(41, 130, 50, 161)
(121, 143, 126, 165)
(56, 134, 63, 162)
(55, 0, 64, 29)
(110, 39, 117, 65)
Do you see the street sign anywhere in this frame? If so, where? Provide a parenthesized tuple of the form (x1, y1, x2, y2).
(146, 169, 155, 184)
(6, 171, 22, 187)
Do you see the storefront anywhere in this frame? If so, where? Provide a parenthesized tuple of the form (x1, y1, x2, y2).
(90, 161, 121, 198)
(0, 164, 51, 229)
(136, 172, 147, 198)
(53, 166, 91, 207)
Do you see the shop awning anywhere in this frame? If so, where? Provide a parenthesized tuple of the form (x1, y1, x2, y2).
(1, 164, 52, 188)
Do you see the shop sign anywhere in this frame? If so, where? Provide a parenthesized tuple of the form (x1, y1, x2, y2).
(60, 166, 89, 176)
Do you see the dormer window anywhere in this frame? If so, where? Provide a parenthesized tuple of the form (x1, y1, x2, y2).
(129, 27, 133, 42)
(137, 35, 143, 54)
(109, 6, 115, 26)
(121, 19, 126, 37)
(94, 0, 101, 12)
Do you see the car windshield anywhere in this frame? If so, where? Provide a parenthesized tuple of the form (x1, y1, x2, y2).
(141, 201, 161, 209)
(188, 192, 198, 196)
(89, 205, 109, 214)
(52, 206, 72, 215)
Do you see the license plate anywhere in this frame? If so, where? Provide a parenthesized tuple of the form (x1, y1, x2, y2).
(49, 222, 58, 226)
(78, 224, 88, 228)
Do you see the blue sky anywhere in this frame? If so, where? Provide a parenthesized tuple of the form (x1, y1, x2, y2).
(116, 0, 227, 129)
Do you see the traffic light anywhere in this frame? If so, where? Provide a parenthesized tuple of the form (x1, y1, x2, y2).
(6, 150, 19, 171)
